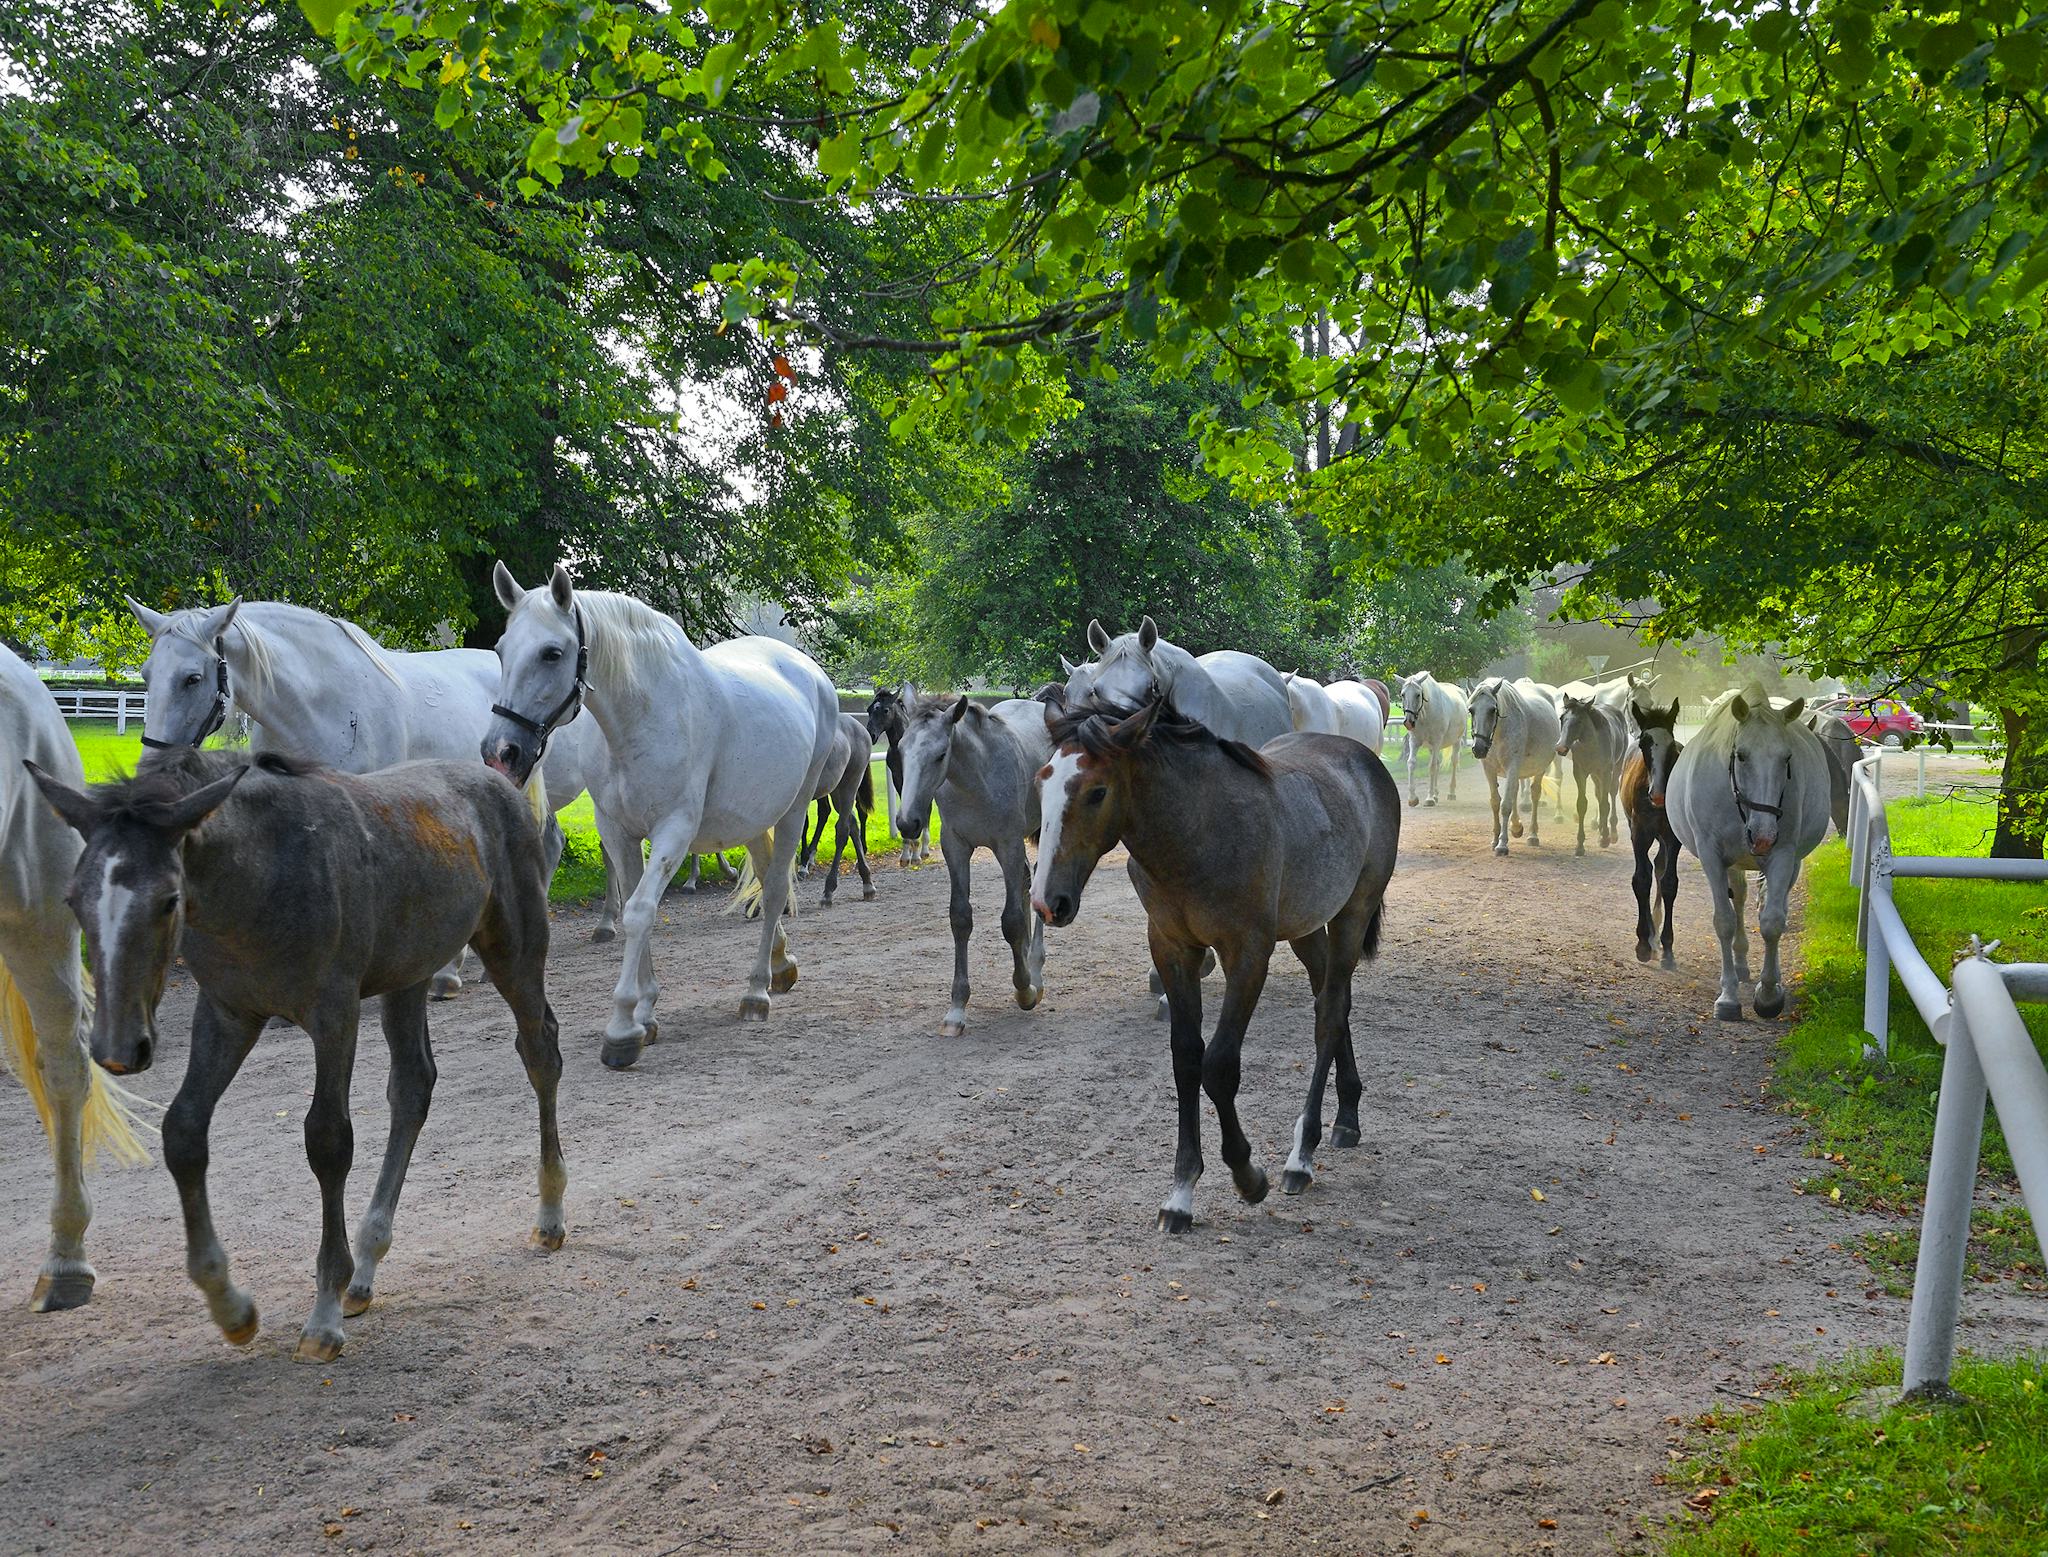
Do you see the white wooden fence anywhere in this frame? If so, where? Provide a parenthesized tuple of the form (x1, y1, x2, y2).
(1844, 750, 2048, 1398)
(47, 686, 147, 733)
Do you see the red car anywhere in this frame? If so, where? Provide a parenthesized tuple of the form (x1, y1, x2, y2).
(1827, 696, 1924, 747)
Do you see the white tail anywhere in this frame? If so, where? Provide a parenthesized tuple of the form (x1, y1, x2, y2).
(0, 956, 155, 1168)
(723, 830, 797, 920)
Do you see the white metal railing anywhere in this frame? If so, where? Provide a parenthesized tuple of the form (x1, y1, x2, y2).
(1903, 948, 2048, 1398)
(48, 686, 147, 733)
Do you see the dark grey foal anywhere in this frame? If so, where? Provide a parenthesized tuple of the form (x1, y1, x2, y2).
(28, 749, 566, 1362)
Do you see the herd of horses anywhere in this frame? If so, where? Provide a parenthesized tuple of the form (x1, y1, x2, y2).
(0, 572, 1856, 1363)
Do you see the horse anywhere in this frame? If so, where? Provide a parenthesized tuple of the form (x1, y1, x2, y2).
(1325, 679, 1388, 749)
(1287, 673, 1386, 751)
(1621, 699, 1684, 969)
(1807, 711, 1862, 835)
(1556, 694, 1628, 855)
(895, 692, 1051, 1037)
(1665, 689, 1832, 1021)
(27, 749, 566, 1361)
(1517, 678, 1572, 820)
(482, 564, 839, 1067)
(795, 713, 879, 906)
(1, 653, 153, 1311)
(128, 596, 623, 982)
(1031, 695, 1400, 1231)
(1397, 671, 1469, 806)
(1468, 678, 1562, 855)
(866, 687, 933, 866)
(1065, 618, 1293, 747)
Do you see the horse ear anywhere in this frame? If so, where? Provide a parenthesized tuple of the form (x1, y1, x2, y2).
(949, 695, 971, 725)
(1138, 616, 1159, 652)
(1108, 697, 1161, 747)
(1043, 700, 1061, 734)
(1781, 697, 1806, 723)
(195, 598, 240, 645)
(1661, 699, 1680, 724)
(151, 767, 248, 836)
(125, 595, 171, 639)
(903, 682, 918, 708)
(1730, 693, 1751, 722)
(1060, 654, 1080, 676)
(548, 563, 575, 612)
(1086, 619, 1111, 654)
(493, 560, 525, 612)
(24, 761, 100, 837)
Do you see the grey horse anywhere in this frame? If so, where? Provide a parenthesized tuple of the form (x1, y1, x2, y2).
(1032, 695, 1400, 1231)
(1665, 689, 1832, 1020)
(896, 692, 1053, 1037)
(1065, 618, 1293, 746)
(1468, 678, 1562, 856)
(1398, 670, 1468, 806)
(1557, 694, 1628, 855)
(27, 750, 566, 1362)
(795, 713, 878, 906)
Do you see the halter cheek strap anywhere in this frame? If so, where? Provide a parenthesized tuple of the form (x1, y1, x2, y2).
(140, 636, 230, 751)
(490, 605, 589, 763)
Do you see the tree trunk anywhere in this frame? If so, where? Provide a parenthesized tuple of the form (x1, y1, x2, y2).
(1991, 703, 2046, 859)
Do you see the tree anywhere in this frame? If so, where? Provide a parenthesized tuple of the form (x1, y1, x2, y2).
(1335, 562, 1531, 683)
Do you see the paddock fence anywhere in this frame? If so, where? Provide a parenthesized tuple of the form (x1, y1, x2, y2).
(47, 685, 147, 733)
(1844, 750, 2048, 1398)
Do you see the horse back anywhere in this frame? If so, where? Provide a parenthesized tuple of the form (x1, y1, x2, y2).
(1260, 733, 1401, 925)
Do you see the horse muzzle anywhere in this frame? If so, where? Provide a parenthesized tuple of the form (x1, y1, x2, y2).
(91, 1016, 157, 1076)
(1471, 737, 1492, 759)
(482, 734, 536, 787)
(1032, 892, 1077, 929)
(1554, 742, 1570, 757)
(1747, 830, 1777, 857)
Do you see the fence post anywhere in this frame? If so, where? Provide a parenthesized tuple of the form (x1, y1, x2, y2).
(1902, 996, 1987, 1400)
(1916, 746, 1926, 799)
(1861, 837, 1892, 1051)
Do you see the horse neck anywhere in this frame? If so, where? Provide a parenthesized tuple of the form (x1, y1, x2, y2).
(580, 615, 705, 743)
(1115, 742, 1241, 880)
(228, 608, 396, 748)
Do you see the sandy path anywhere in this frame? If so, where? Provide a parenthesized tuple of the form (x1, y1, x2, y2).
(2, 774, 2041, 1555)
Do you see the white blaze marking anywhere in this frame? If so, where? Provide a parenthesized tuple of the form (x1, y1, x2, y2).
(95, 853, 135, 994)
(1031, 750, 1085, 910)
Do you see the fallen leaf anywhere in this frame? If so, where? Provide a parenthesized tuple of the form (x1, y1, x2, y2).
(1530, 1188, 1547, 1202)
(324, 1525, 345, 1539)
(1264, 1488, 1285, 1506)
(1073, 1443, 1089, 1453)
(1435, 1354, 1451, 1365)
(1388, 1381, 1407, 1391)
(1538, 1517, 1558, 1530)
(752, 1301, 767, 1310)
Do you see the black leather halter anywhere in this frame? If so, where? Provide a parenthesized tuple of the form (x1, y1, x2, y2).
(490, 605, 589, 763)
(1728, 749, 1786, 821)
(140, 636, 230, 750)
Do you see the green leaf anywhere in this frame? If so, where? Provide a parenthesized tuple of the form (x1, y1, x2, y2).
(298, 0, 349, 36)
(817, 131, 860, 181)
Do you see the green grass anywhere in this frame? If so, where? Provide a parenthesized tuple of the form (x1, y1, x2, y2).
(1663, 1352, 2048, 1555)
(63, 723, 929, 906)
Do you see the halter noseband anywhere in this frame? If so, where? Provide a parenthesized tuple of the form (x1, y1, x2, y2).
(490, 604, 589, 763)
(1728, 748, 1786, 822)
(140, 635, 230, 751)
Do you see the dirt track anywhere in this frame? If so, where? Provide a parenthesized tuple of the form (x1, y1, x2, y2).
(3, 773, 2042, 1554)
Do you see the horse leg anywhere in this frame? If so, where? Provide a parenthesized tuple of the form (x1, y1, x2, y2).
(1152, 932, 1206, 1233)
(740, 799, 809, 1019)
(823, 799, 853, 907)
(1528, 769, 1545, 846)
(1505, 771, 1524, 844)
(798, 799, 826, 880)
(1446, 738, 1457, 800)
(1574, 764, 1589, 856)
(1485, 765, 1505, 853)
(1405, 731, 1419, 806)
(1630, 818, 1657, 962)
(1657, 830, 1681, 970)
(1281, 930, 1336, 1195)
(939, 832, 974, 1037)
(1552, 755, 1567, 822)
(1727, 865, 1753, 984)
(600, 810, 690, 1066)
(589, 811, 622, 943)
(1698, 848, 1745, 1020)
(851, 798, 876, 900)
(343, 985, 435, 1317)
(996, 836, 1043, 1011)
(1203, 943, 1273, 1208)
(3, 931, 96, 1311)
(1753, 855, 1797, 1019)
(163, 998, 265, 1346)
(472, 890, 568, 1248)
(1426, 742, 1441, 806)
(295, 995, 361, 1363)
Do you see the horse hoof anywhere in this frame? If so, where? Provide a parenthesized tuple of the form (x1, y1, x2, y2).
(1575, 844, 1585, 857)
(1425, 798, 1437, 807)
(939, 1019, 966, 1039)
(770, 961, 799, 994)
(1236, 1167, 1270, 1205)
(589, 925, 616, 945)
(601, 1031, 646, 1068)
(221, 1306, 260, 1347)
(1015, 984, 1042, 1011)
(1635, 941, 1655, 963)
(1328, 1124, 1361, 1149)
(1408, 796, 1419, 807)
(29, 1270, 94, 1312)
(1157, 1207, 1195, 1235)
(1755, 991, 1786, 1019)
(531, 1225, 565, 1252)
(429, 975, 461, 1001)
(1154, 995, 1169, 1020)
(341, 1287, 373, 1318)
(1493, 845, 1509, 857)
(738, 994, 772, 1022)
(1714, 1000, 1745, 1022)
(863, 887, 877, 900)
(294, 1330, 345, 1364)
(1280, 1169, 1313, 1197)
(1661, 953, 1678, 972)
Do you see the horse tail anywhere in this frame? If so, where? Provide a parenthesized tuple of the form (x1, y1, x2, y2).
(856, 760, 875, 820)
(723, 828, 799, 921)
(0, 956, 154, 1169)
(1360, 903, 1386, 962)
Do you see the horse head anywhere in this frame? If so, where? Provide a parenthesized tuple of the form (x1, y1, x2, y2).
(26, 757, 248, 1074)
(1557, 694, 1595, 757)
(1030, 697, 1163, 927)
(1081, 616, 1164, 710)
(896, 691, 975, 841)
(1726, 691, 1805, 857)
(483, 561, 585, 785)
(865, 686, 905, 742)
(1468, 679, 1503, 760)
(1630, 699, 1682, 807)
(129, 596, 241, 751)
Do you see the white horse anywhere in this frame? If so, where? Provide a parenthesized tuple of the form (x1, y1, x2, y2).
(1666, 689, 1832, 1021)
(1397, 671, 1468, 806)
(1, 650, 152, 1310)
(482, 564, 839, 1068)
(1516, 678, 1572, 820)
(1324, 679, 1389, 750)
(1066, 618, 1293, 744)
(130, 597, 624, 977)
(1469, 677, 1562, 855)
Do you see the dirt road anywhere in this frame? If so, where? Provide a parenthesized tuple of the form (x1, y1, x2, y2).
(2, 775, 2038, 1554)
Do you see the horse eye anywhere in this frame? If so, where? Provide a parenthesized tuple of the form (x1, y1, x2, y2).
(1084, 787, 1107, 806)
(183, 672, 203, 687)
(160, 893, 179, 916)
(541, 646, 564, 663)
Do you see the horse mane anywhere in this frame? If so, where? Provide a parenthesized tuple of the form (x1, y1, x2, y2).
(96, 749, 311, 826)
(170, 602, 403, 703)
(904, 689, 980, 727)
(1032, 681, 1068, 711)
(569, 590, 693, 688)
(1047, 694, 1272, 779)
